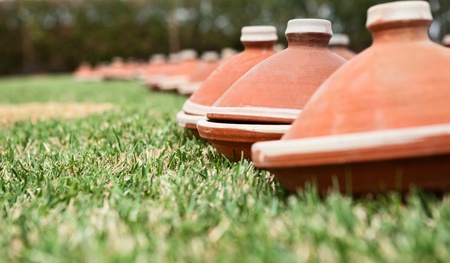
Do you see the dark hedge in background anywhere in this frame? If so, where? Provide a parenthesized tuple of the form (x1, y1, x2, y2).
(0, 0, 449, 75)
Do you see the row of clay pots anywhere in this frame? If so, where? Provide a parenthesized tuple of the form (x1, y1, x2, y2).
(74, 62, 104, 82)
(178, 22, 350, 156)
(74, 57, 145, 82)
(177, 0, 450, 194)
(141, 50, 226, 94)
(252, 1, 450, 194)
(73, 50, 230, 86)
(198, 21, 347, 161)
(73, 36, 355, 86)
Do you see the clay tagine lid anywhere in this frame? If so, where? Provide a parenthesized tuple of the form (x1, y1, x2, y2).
(328, 34, 356, 60)
(178, 51, 220, 95)
(157, 49, 198, 90)
(74, 62, 103, 82)
(206, 19, 346, 124)
(252, 1, 450, 194)
(139, 54, 166, 80)
(182, 26, 278, 116)
(144, 53, 180, 88)
(442, 34, 450, 47)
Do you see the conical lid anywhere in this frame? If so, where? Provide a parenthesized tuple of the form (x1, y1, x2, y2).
(182, 26, 278, 116)
(253, 1, 450, 167)
(164, 50, 198, 77)
(206, 19, 346, 124)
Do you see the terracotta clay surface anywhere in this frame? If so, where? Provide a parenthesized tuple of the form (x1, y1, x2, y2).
(207, 19, 346, 124)
(197, 119, 290, 160)
(328, 34, 356, 60)
(252, 1, 450, 193)
(183, 26, 278, 116)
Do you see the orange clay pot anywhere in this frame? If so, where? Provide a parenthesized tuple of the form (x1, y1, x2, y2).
(74, 62, 103, 82)
(182, 26, 278, 116)
(178, 51, 220, 95)
(157, 50, 199, 91)
(207, 19, 346, 124)
(144, 53, 180, 90)
(177, 26, 278, 137)
(252, 1, 450, 194)
(199, 19, 345, 160)
(328, 34, 356, 60)
(103, 57, 136, 80)
(139, 54, 166, 80)
(443, 34, 450, 47)
(197, 120, 290, 160)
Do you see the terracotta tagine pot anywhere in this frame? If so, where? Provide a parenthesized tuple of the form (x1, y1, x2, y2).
(328, 34, 356, 60)
(157, 50, 199, 91)
(104, 57, 135, 80)
(176, 25, 278, 137)
(199, 19, 346, 160)
(139, 54, 166, 82)
(145, 53, 180, 90)
(197, 120, 291, 160)
(178, 51, 220, 95)
(443, 34, 450, 47)
(207, 19, 346, 124)
(74, 62, 103, 82)
(252, 1, 450, 195)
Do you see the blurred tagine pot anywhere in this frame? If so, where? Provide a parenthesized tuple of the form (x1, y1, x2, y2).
(157, 50, 199, 91)
(176, 26, 278, 137)
(178, 51, 220, 95)
(198, 19, 346, 160)
(328, 34, 356, 60)
(252, 1, 450, 194)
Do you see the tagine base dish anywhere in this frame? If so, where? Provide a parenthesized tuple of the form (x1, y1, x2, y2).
(253, 123, 450, 194)
(176, 111, 206, 139)
(267, 153, 450, 194)
(197, 119, 290, 160)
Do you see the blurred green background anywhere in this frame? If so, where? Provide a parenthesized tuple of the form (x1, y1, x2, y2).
(1, 0, 449, 75)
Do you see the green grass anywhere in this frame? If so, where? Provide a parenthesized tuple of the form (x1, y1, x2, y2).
(1, 75, 450, 262)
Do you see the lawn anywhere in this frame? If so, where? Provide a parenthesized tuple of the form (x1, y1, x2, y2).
(0, 75, 450, 262)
